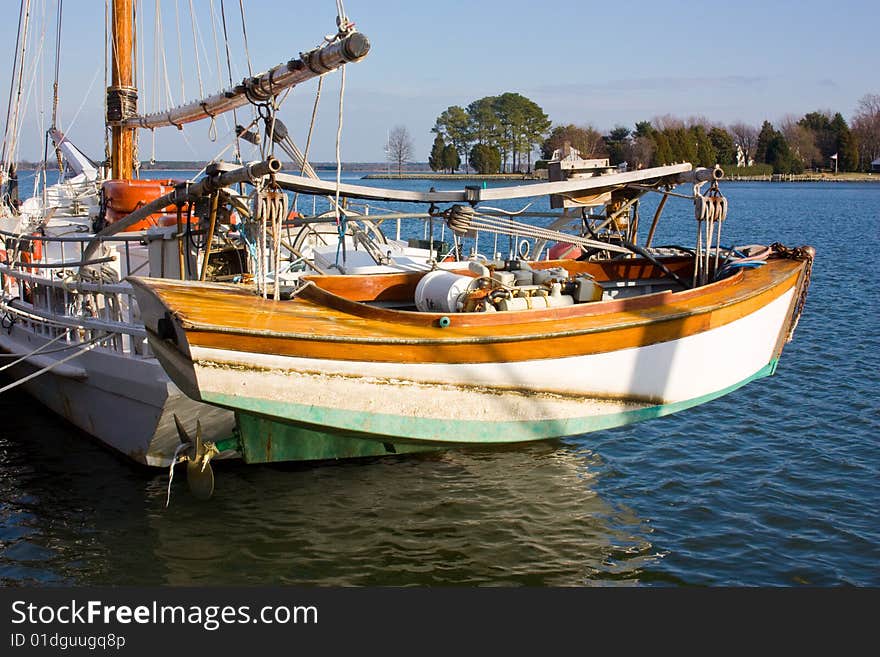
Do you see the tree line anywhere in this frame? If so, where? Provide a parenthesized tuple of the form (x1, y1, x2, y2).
(406, 92, 880, 175)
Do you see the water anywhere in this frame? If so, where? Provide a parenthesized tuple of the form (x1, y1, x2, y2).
(1, 177, 878, 586)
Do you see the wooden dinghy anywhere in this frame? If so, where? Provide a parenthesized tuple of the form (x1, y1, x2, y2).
(129, 245, 813, 463)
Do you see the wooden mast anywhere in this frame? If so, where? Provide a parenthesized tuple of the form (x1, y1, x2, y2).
(108, 0, 135, 180)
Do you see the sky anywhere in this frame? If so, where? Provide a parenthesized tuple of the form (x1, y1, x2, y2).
(1, 0, 878, 163)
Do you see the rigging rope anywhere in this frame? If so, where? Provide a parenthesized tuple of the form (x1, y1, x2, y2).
(187, 0, 205, 96)
(218, 0, 241, 155)
(2, 0, 33, 174)
(103, 0, 110, 163)
(1, 0, 27, 170)
(152, 0, 175, 114)
(0, 328, 72, 371)
(173, 0, 186, 101)
(443, 205, 630, 256)
(334, 65, 346, 266)
(0, 331, 111, 395)
(237, 0, 252, 77)
(291, 76, 324, 211)
(50, 0, 63, 143)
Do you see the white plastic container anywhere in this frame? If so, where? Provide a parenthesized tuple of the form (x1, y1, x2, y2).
(414, 270, 473, 313)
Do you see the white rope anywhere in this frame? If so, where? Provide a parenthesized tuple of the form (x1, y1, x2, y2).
(0, 328, 71, 371)
(1, 0, 28, 168)
(152, 0, 175, 111)
(173, 0, 186, 101)
(63, 67, 102, 144)
(449, 209, 630, 255)
(2, 0, 32, 170)
(0, 332, 109, 395)
(137, 0, 146, 114)
(237, 0, 253, 77)
(335, 0, 349, 29)
(208, 0, 224, 104)
(334, 65, 346, 230)
(188, 0, 204, 96)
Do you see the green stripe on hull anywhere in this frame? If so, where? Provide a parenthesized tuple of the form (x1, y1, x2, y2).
(215, 360, 778, 461)
(236, 413, 437, 463)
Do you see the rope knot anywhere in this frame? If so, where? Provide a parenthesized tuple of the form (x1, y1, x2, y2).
(445, 204, 476, 237)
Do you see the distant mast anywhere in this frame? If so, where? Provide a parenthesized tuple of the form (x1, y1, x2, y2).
(107, 0, 135, 180)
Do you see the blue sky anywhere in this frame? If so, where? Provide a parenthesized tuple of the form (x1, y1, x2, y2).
(2, 0, 877, 162)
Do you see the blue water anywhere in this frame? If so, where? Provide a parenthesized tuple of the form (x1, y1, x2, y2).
(0, 175, 878, 586)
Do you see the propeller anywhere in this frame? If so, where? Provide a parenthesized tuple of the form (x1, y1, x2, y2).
(173, 415, 217, 501)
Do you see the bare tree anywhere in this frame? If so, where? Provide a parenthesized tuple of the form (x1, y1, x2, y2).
(852, 93, 880, 170)
(780, 114, 819, 169)
(728, 122, 759, 165)
(540, 124, 606, 159)
(652, 114, 686, 131)
(385, 125, 414, 175)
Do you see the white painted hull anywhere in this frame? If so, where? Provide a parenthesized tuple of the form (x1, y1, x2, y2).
(0, 327, 235, 466)
(152, 288, 795, 444)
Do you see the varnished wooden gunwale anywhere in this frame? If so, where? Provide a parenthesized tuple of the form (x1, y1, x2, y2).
(131, 257, 806, 365)
(309, 257, 693, 305)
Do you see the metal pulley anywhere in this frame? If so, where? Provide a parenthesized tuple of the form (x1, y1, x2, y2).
(693, 190, 728, 223)
(253, 188, 288, 223)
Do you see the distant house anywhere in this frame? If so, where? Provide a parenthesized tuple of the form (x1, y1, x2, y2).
(872, 158, 880, 173)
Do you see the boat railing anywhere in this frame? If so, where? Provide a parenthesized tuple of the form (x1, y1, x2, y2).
(298, 202, 591, 265)
(0, 228, 150, 358)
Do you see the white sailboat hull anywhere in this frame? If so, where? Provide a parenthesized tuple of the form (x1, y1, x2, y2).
(0, 327, 234, 467)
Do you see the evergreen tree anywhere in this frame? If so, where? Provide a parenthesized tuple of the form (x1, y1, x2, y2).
(668, 127, 697, 163)
(433, 106, 471, 172)
(652, 132, 673, 165)
(755, 120, 777, 163)
(442, 144, 461, 173)
(492, 93, 550, 172)
(634, 121, 654, 138)
(798, 111, 836, 167)
(603, 126, 631, 165)
(708, 127, 737, 165)
(691, 125, 717, 167)
(428, 134, 447, 172)
(830, 112, 859, 171)
(469, 144, 502, 174)
(466, 97, 501, 146)
(766, 132, 803, 174)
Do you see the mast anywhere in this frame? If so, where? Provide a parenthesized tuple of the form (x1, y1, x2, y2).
(107, 0, 135, 180)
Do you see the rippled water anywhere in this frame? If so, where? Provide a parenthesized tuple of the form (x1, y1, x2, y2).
(1, 177, 878, 586)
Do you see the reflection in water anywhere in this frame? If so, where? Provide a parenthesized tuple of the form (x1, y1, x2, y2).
(0, 389, 658, 586)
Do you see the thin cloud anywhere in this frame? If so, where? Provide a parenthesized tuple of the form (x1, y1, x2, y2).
(534, 75, 768, 95)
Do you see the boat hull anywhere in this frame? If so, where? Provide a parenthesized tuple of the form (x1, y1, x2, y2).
(0, 328, 235, 467)
(131, 255, 809, 455)
(146, 286, 792, 445)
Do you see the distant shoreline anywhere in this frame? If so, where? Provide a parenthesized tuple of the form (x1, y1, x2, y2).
(361, 173, 546, 181)
(723, 172, 879, 183)
(11, 161, 878, 183)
